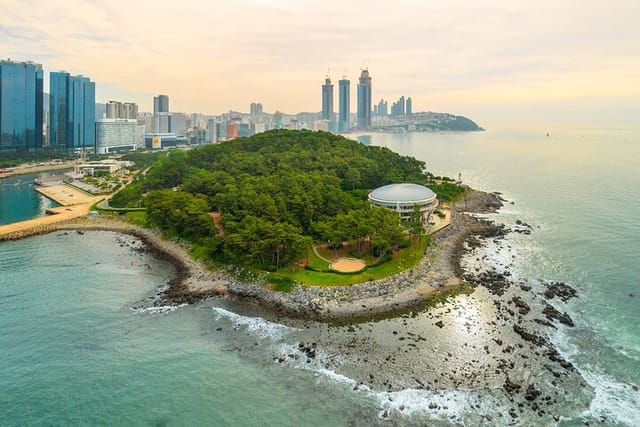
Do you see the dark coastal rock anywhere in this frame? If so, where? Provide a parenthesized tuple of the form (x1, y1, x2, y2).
(465, 271, 511, 296)
(513, 324, 547, 347)
(524, 384, 541, 401)
(545, 347, 574, 370)
(542, 304, 575, 327)
(503, 377, 521, 394)
(511, 296, 531, 315)
(543, 282, 578, 302)
(534, 318, 556, 329)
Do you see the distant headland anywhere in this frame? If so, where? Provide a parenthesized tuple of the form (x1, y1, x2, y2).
(371, 111, 484, 133)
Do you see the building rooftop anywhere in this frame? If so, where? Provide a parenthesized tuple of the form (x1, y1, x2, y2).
(369, 183, 436, 203)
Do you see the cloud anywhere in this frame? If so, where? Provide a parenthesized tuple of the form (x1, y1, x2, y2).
(1, 0, 638, 122)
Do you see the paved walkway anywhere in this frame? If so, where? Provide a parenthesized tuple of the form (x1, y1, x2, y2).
(428, 205, 452, 234)
(0, 203, 96, 239)
(35, 184, 97, 206)
(312, 245, 332, 263)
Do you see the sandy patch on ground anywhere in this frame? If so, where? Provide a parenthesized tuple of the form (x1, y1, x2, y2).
(330, 257, 366, 273)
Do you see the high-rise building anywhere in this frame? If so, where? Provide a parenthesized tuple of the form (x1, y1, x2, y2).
(106, 101, 118, 119)
(205, 117, 217, 144)
(338, 77, 350, 133)
(321, 77, 334, 121)
(406, 97, 413, 115)
(137, 112, 153, 134)
(391, 96, 408, 117)
(49, 71, 95, 151)
(357, 69, 372, 130)
(250, 102, 263, 121)
(123, 102, 138, 119)
(106, 101, 138, 119)
(153, 95, 169, 115)
(0, 60, 43, 150)
(153, 112, 187, 136)
(376, 99, 388, 116)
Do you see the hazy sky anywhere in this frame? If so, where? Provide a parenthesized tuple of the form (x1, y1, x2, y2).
(2, 0, 639, 126)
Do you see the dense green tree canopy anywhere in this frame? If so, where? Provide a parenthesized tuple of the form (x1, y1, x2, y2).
(116, 130, 437, 269)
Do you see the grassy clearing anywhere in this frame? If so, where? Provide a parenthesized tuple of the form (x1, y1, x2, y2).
(307, 251, 331, 270)
(272, 235, 430, 287)
(119, 211, 147, 226)
(92, 199, 149, 227)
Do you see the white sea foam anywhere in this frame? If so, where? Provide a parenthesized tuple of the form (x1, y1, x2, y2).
(212, 307, 296, 340)
(131, 303, 188, 314)
(313, 367, 505, 424)
(315, 368, 360, 387)
(548, 328, 640, 426)
(580, 369, 640, 426)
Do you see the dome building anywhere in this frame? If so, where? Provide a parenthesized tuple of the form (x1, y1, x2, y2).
(368, 183, 439, 222)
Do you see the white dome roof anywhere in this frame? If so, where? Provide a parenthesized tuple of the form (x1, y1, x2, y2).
(368, 183, 436, 203)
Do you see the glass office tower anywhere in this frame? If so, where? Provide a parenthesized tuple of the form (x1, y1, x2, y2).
(338, 78, 350, 133)
(0, 60, 43, 150)
(50, 71, 95, 151)
(321, 77, 334, 121)
(357, 69, 372, 130)
(153, 95, 169, 115)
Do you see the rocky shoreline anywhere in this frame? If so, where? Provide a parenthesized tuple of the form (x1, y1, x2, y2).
(1, 188, 514, 322)
(0, 187, 580, 326)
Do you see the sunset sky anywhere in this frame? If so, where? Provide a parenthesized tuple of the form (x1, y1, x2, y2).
(2, 0, 639, 126)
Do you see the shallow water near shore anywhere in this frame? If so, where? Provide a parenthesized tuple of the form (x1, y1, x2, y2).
(0, 171, 61, 225)
(1, 125, 639, 426)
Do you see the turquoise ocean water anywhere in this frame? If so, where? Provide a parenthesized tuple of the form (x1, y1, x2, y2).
(0, 172, 60, 225)
(1, 126, 638, 425)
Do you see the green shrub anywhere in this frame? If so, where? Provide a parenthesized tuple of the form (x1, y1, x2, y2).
(368, 252, 392, 268)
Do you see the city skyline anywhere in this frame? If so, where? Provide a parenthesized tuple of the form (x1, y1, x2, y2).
(2, 0, 639, 126)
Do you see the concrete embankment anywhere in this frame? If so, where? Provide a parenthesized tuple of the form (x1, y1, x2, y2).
(0, 204, 97, 241)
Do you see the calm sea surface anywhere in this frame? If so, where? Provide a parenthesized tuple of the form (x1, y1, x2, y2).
(0, 171, 61, 225)
(1, 126, 638, 426)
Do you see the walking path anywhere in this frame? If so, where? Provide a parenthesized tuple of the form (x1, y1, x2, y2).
(0, 203, 97, 239)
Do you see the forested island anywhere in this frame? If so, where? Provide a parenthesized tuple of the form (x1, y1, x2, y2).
(372, 112, 484, 133)
(111, 130, 465, 284)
